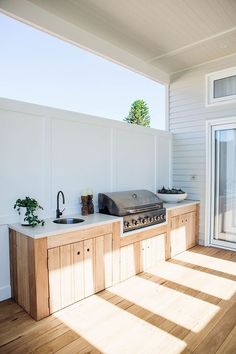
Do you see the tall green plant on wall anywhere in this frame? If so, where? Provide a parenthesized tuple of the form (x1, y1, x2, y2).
(124, 99, 150, 127)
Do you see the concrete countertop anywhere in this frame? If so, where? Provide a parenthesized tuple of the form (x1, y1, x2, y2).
(163, 199, 200, 211)
(9, 213, 122, 239)
(9, 200, 199, 239)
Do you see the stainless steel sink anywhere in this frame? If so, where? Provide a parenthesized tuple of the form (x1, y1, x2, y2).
(53, 218, 84, 224)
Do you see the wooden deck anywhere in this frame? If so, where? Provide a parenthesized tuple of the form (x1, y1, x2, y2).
(0, 246, 235, 354)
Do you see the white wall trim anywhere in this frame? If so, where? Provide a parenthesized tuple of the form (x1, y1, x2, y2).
(0, 285, 11, 301)
(0, 98, 170, 137)
(205, 116, 236, 248)
(205, 66, 236, 106)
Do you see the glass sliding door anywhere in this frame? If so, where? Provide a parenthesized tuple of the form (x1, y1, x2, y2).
(211, 124, 236, 249)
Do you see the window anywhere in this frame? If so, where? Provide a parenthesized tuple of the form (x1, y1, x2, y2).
(206, 67, 236, 106)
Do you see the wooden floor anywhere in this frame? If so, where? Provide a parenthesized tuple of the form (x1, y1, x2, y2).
(0, 246, 236, 354)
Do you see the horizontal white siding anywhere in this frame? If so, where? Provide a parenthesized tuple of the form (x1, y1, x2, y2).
(170, 54, 236, 244)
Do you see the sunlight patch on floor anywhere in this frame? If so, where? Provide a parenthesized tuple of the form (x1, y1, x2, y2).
(111, 275, 219, 332)
(53, 295, 187, 354)
(174, 250, 236, 276)
(148, 261, 236, 300)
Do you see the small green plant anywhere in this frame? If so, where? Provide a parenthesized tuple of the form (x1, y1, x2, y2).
(14, 197, 45, 227)
(124, 99, 151, 127)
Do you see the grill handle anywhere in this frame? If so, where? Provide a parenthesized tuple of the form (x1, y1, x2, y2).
(126, 204, 163, 214)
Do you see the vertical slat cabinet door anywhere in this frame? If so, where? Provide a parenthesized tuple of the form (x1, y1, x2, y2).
(133, 242, 141, 275)
(104, 234, 113, 288)
(48, 247, 61, 313)
(16, 234, 30, 313)
(120, 243, 139, 281)
(126, 243, 136, 278)
(120, 246, 128, 281)
(186, 212, 197, 249)
(60, 244, 73, 308)
(144, 238, 152, 271)
(16, 235, 30, 313)
(152, 234, 166, 262)
(73, 241, 84, 302)
(94, 236, 105, 293)
(170, 215, 186, 257)
(84, 238, 95, 297)
(140, 239, 147, 272)
(150, 237, 157, 268)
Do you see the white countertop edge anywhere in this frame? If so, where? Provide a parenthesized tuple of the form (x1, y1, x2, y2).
(163, 199, 200, 211)
(8, 200, 199, 239)
(9, 213, 122, 239)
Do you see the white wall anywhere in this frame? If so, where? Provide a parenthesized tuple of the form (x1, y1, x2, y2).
(0, 98, 172, 300)
(169, 54, 236, 244)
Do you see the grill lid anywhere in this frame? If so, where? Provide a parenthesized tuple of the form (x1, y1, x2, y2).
(98, 189, 163, 216)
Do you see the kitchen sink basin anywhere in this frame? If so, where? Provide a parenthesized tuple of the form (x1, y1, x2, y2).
(53, 218, 84, 224)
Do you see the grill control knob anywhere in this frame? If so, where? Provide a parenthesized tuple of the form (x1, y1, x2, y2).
(150, 217, 154, 222)
(139, 218, 144, 224)
(143, 218, 148, 224)
(153, 216, 157, 221)
(132, 219, 138, 225)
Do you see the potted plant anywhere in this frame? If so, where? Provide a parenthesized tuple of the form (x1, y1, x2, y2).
(14, 197, 45, 227)
(157, 186, 187, 203)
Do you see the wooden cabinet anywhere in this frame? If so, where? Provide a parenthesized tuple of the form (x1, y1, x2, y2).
(120, 233, 166, 281)
(170, 211, 197, 257)
(9, 204, 199, 320)
(120, 242, 141, 281)
(141, 234, 166, 272)
(48, 234, 113, 313)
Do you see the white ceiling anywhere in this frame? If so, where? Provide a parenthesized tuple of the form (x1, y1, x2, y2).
(1, 0, 236, 81)
(28, 0, 236, 74)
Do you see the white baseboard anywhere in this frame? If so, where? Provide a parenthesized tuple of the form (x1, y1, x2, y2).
(198, 239, 205, 246)
(0, 285, 11, 301)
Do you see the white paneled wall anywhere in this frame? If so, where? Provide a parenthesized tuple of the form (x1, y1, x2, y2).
(0, 98, 172, 300)
(170, 54, 236, 244)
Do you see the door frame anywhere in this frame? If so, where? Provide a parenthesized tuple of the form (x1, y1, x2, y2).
(206, 117, 236, 251)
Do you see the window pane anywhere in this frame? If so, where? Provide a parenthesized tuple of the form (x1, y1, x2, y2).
(214, 75, 236, 98)
(214, 129, 236, 243)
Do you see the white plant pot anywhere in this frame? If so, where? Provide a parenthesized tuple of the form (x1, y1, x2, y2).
(20, 207, 30, 226)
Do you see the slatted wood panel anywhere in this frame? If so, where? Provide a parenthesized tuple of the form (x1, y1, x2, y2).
(83, 238, 95, 297)
(48, 247, 61, 313)
(2, 246, 235, 354)
(48, 234, 113, 313)
(72, 241, 84, 302)
(120, 234, 166, 281)
(9, 230, 49, 320)
(120, 242, 141, 281)
(170, 212, 197, 257)
(141, 234, 166, 271)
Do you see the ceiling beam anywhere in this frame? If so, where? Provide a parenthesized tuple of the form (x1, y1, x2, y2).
(148, 26, 236, 63)
(0, 0, 170, 84)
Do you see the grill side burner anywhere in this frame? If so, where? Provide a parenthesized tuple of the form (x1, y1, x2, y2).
(98, 189, 166, 232)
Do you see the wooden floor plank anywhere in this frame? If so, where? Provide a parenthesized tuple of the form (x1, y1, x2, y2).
(0, 246, 235, 354)
(216, 325, 236, 354)
(192, 301, 236, 354)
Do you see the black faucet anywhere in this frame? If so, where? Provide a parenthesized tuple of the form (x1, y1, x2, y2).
(56, 191, 65, 218)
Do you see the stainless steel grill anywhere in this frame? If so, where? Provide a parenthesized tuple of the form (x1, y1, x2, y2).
(98, 189, 166, 232)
